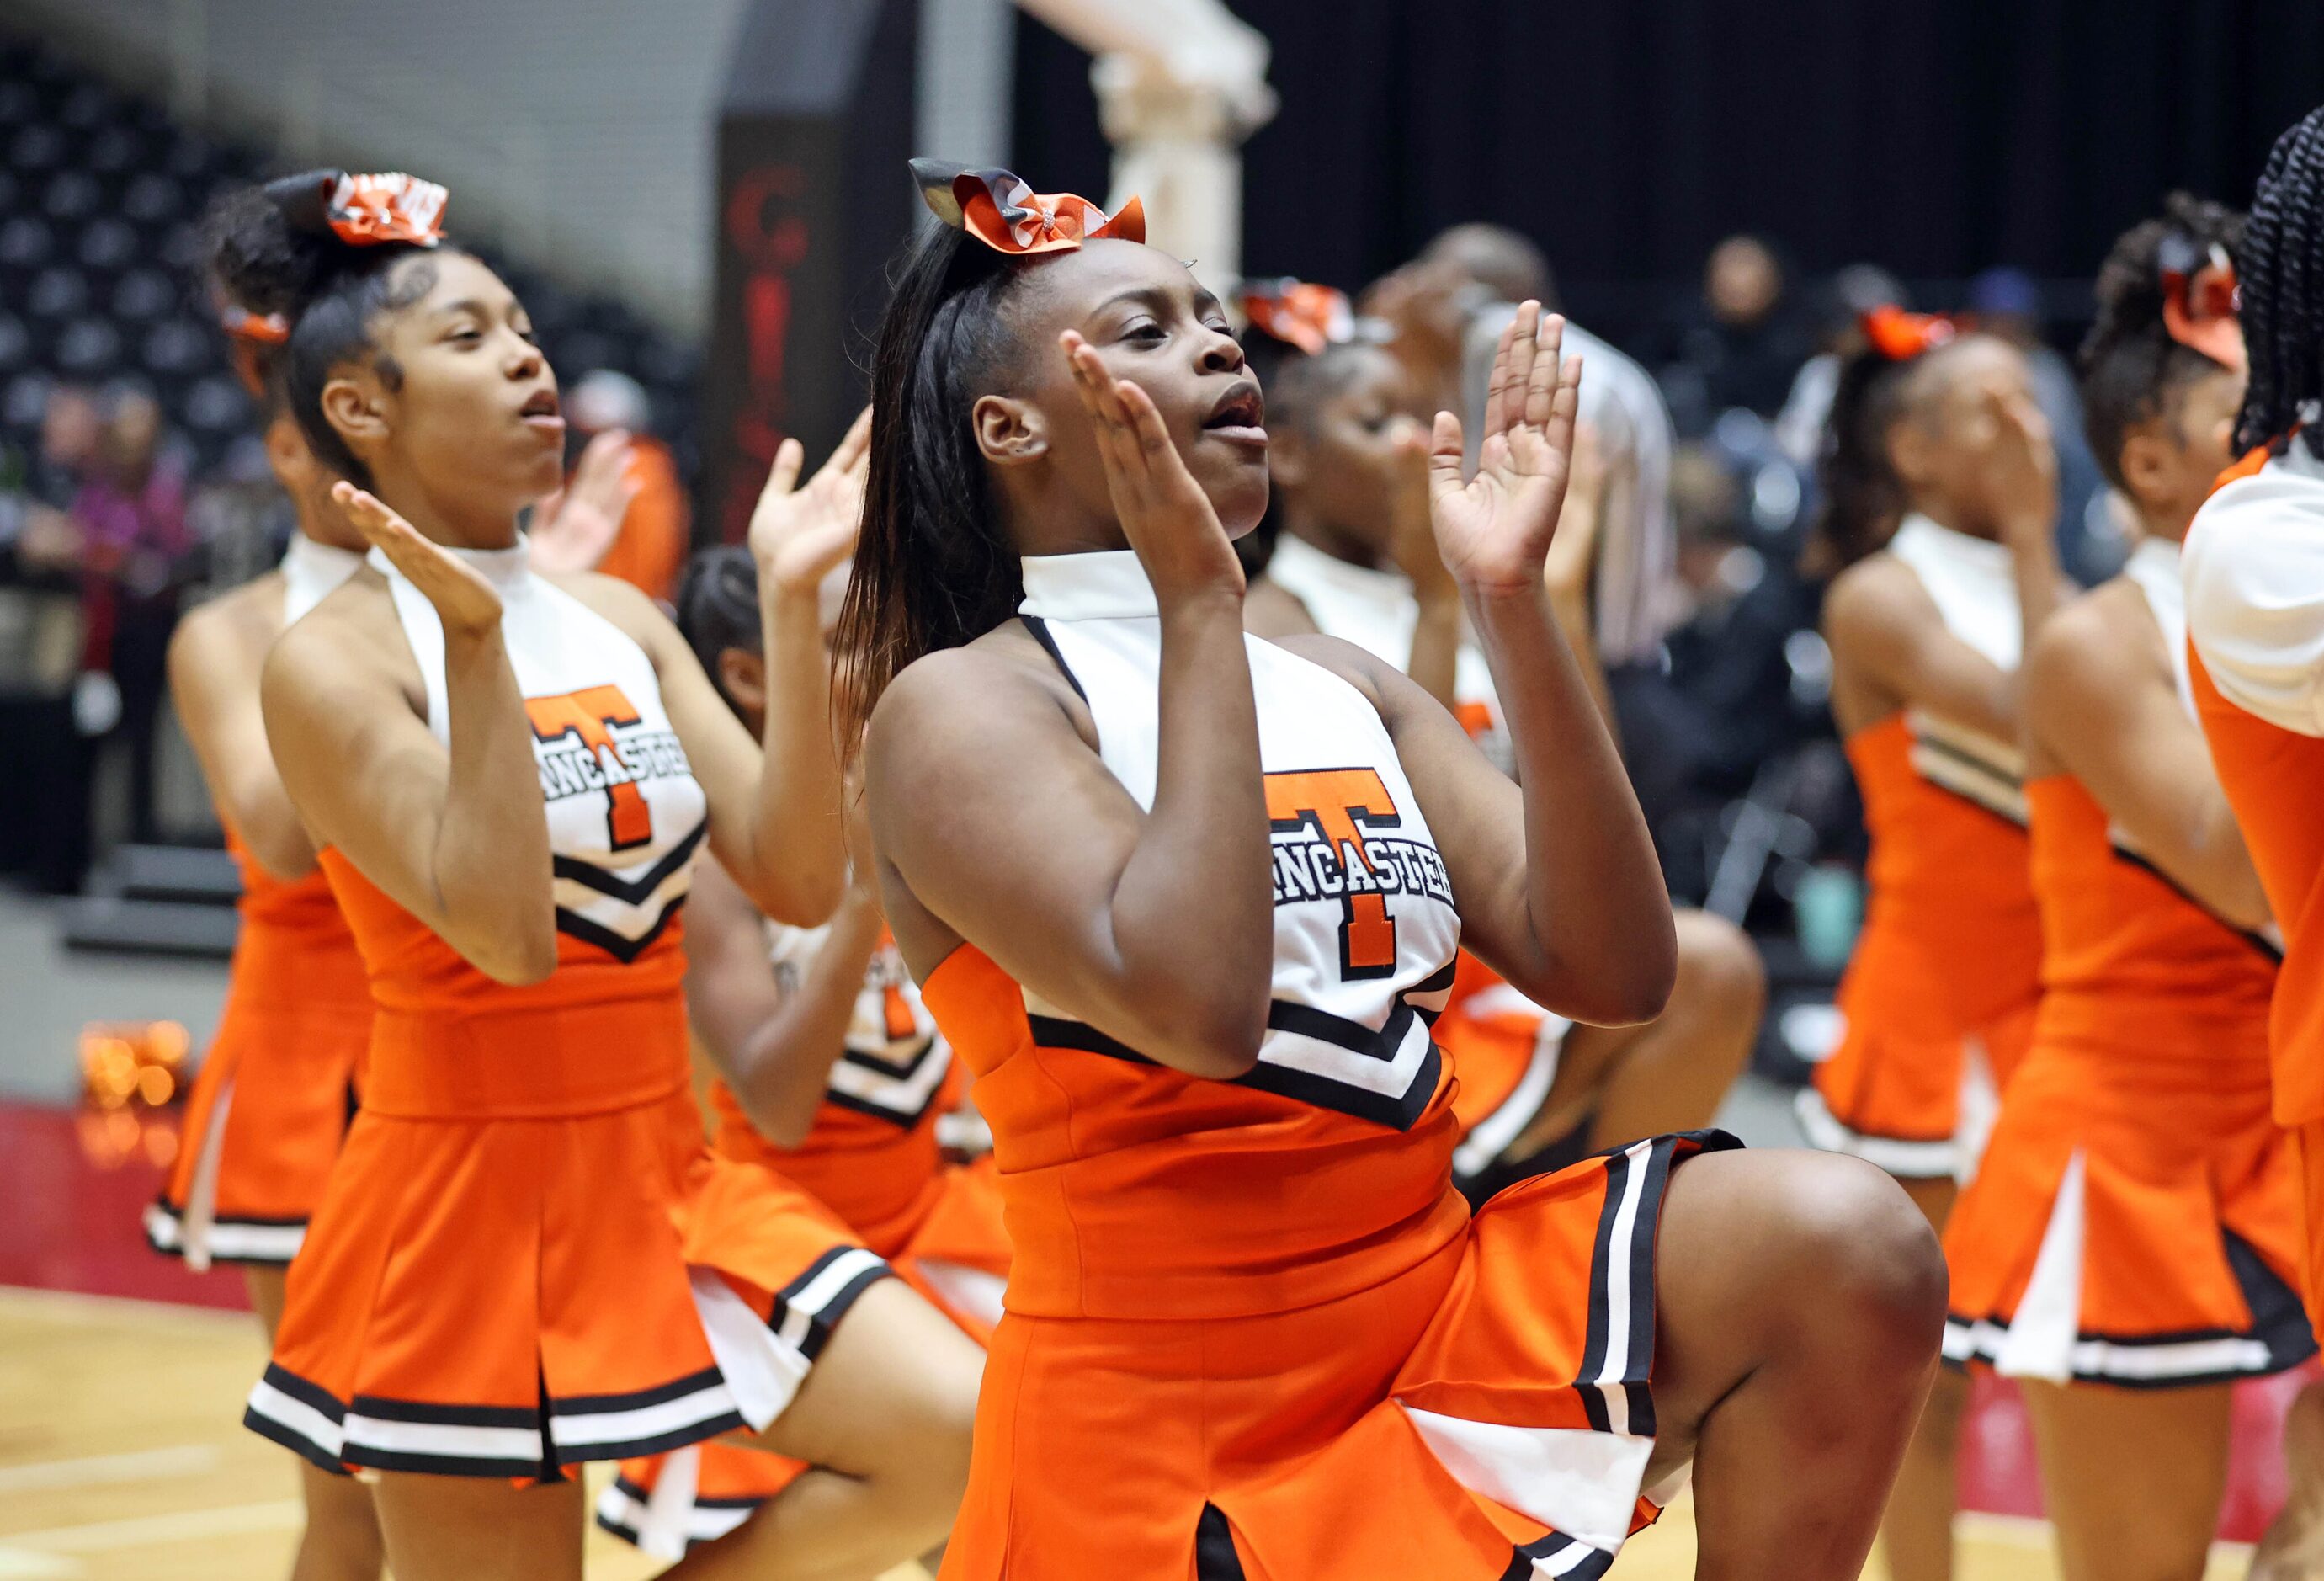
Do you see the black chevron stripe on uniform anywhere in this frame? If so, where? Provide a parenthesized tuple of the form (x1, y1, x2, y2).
(822, 1083, 944, 1127)
(1234, 1038, 1443, 1130)
(835, 1040, 944, 1082)
(552, 819, 707, 904)
(1575, 1143, 1634, 1435)
(1507, 1531, 1615, 1580)
(556, 897, 686, 963)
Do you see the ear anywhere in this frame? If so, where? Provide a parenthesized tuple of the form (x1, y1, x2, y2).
(320, 367, 391, 465)
(972, 393, 1048, 467)
(2116, 423, 2176, 512)
(718, 647, 767, 721)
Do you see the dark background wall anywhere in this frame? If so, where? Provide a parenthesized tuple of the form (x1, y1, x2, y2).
(1014, 0, 2324, 342)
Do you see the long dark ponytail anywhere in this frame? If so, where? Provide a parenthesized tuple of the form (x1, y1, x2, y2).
(1806, 349, 1926, 576)
(832, 221, 1045, 753)
(2236, 106, 2324, 460)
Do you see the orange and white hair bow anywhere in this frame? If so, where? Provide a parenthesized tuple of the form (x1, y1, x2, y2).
(219, 302, 290, 345)
(322, 171, 448, 248)
(2158, 236, 2245, 373)
(1860, 304, 1957, 362)
(1237, 278, 1354, 355)
(912, 159, 1143, 256)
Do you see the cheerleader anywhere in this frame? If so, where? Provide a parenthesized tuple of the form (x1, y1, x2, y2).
(1793, 301, 2065, 1581)
(1240, 319, 1760, 1202)
(2184, 104, 2324, 1581)
(842, 158, 1944, 1580)
(595, 544, 1012, 1561)
(146, 300, 383, 1580)
(1942, 196, 2312, 1581)
(205, 169, 979, 1581)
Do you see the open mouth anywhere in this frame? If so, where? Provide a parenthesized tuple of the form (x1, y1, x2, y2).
(519, 388, 565, 433)
(1201, 383, 1268, 447)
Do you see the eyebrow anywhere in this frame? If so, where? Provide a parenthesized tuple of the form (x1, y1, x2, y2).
(1090, 284, 1231, 323)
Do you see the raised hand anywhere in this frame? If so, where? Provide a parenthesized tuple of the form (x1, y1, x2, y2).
(1385, 415, 1455, 601)
(332, 482, 501, 636)
(1424, 302, 1583, 599)
(750, 406, 871, 596)
(1980, 388, 2058, 547)
(1060, 329, 1244, 602)
(529, 428, 639, 575)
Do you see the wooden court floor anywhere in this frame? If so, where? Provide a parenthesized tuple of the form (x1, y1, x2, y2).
(0, 1287, 2254, 1580)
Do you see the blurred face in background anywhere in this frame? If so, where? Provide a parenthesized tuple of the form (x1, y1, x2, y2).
(1706, 236, 1782, 327)
(2119, 362, 2244, 540)
(40, 386, 101, 472)
(98, 392, 162, 487)
(1271, 343, 1425, 561)
(1887, 333, 2049, 539)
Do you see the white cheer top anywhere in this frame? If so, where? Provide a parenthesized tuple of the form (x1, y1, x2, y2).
(1018, 548, 1461, 1128)
(1888, 514, 2029, 823)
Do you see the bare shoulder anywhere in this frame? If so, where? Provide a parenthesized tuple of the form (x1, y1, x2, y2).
(1243, 576, 1319, 638)
(263, 568, 421, 714)
(1269, 631, 1394, 709)
(2026, 578, 2163, 700)
(170, 570, 285, 678)
(547, 569, 673, 647)
(869, 634, 1090, 783)
(1821, 551, 1938, 647)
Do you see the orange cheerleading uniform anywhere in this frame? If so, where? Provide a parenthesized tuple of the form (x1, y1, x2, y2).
(148, 535, 370, 1270)
(1942, 764, 2311, 1382)
(2186, 440, 2324, 1333)
(1800, 517, 2044, 1179)
(597, 924, 1011, 1557)
(146, 830, 371, 1268)
(243, 544, 887, 1482)
(924, 549, 1736, 1581)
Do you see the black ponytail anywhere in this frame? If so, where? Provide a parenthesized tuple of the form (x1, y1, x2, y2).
(832, 219, 1048, 754)
(2238, 106, 2324, 460)
(1806, 349, 1926, 576)
(199, 171, 449, 488)
(2078, 194, 2244, 492)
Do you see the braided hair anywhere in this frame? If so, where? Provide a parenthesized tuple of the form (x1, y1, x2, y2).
(2079, 194, 2245, 492)
(2236, 106, 2324, 459)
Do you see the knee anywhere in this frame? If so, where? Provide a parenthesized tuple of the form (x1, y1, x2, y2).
(1768, 1152, 1949, 1362)
(1673, 910, 1767, 1034)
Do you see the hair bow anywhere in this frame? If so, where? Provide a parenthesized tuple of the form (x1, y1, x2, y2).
(2158, 235, 2245, 373)
(1860, 304, 1957, 362)
(911, 159, 1143, 256)
(1237, 278, 1354, 355)
(322, 171, 448, 248)
(219, 302, 290, 345)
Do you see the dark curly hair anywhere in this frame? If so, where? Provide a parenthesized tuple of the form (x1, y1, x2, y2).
(2238, 106, 2324, 460)
(2078, 193, 2244, 492)
(675, 544, 762, 716)
(199, 171, 451, 488)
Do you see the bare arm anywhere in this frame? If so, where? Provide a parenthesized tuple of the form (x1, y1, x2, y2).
(2025, 594, 2270, 929)
(169, 594, 316, 881)
(1387, 416, 1464, 713)
(263, 489, 555, 984)
(685, 855, 883, 1147)
(1396, 305, 1675, 1024)
(871, 332, 1272, 1079)
(653, 415, 870, 927)
(1823, 556, 2018, 740)
(1540, 422, 1616, 732)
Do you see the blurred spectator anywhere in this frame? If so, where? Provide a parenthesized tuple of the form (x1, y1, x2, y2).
(69, 387, 194, 844)
(1963, 267, 2110, 582)
(1364, 223, 1680, 671)
(1657, 235, 1811, 432)
(1774, 264, 1907, 469)
(568, 370, 689, 604)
